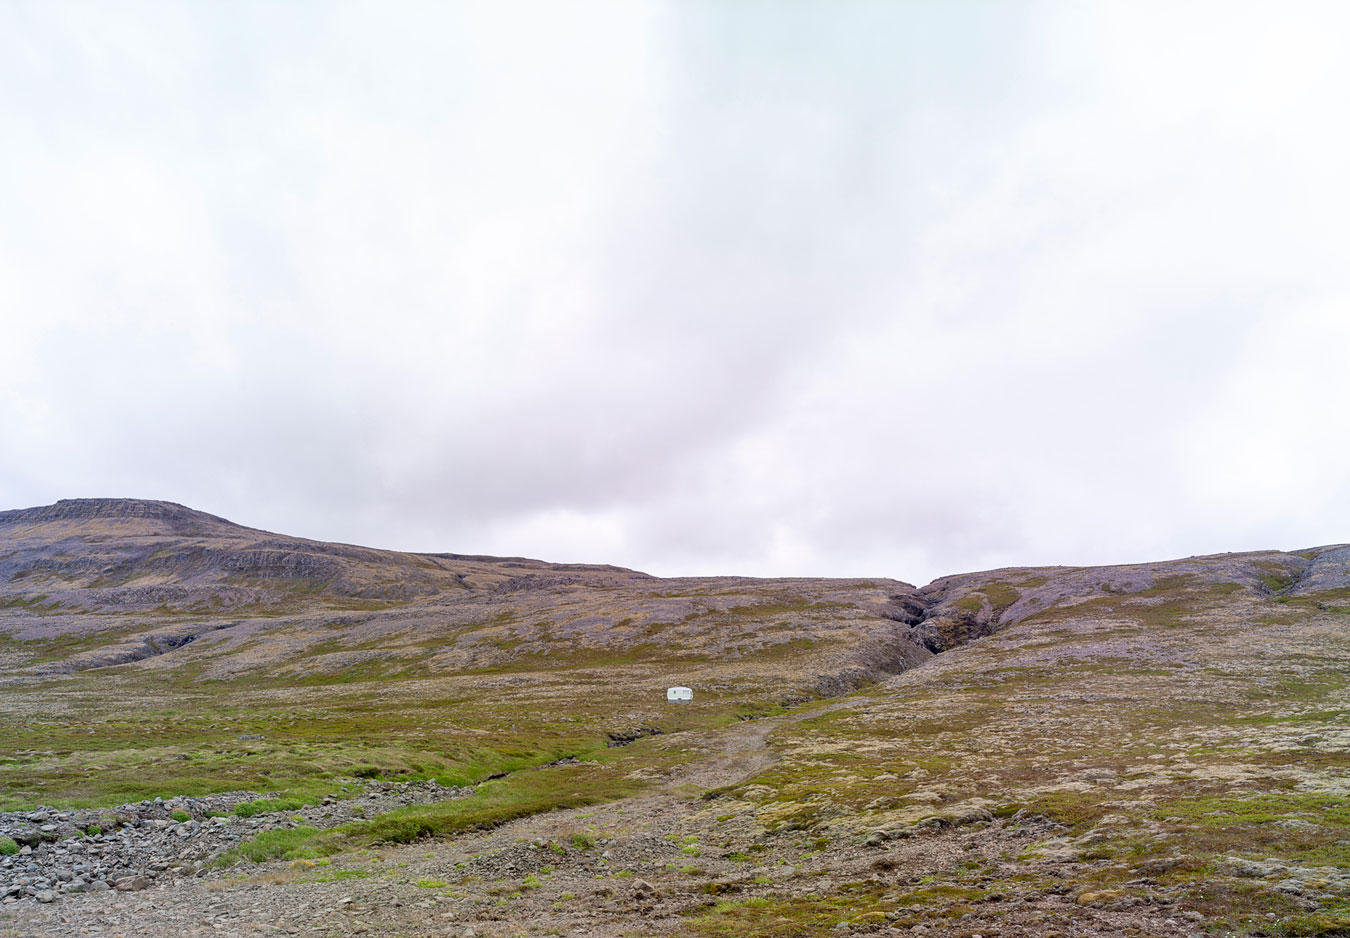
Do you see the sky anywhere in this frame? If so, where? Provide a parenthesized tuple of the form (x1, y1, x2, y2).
(2, 1, 1349, 586)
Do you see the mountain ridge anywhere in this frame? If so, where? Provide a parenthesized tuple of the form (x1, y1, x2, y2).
(3, 498, 1348, 681)
(5, 495, 1348, 589)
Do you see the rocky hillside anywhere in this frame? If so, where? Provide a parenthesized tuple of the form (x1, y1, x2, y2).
(1, 499, 1348, 937)
(0, 498, 932, 688)
(6, 499, 1345, 689)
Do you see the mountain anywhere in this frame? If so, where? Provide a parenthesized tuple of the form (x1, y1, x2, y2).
(6, 498, 1345, 686)
(0, 497, 933, 687)
(1, 499, 1348, 937)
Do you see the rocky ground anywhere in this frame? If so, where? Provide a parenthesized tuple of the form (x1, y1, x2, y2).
(0, 778, 470, 906)
(0, 705, 1244, 938)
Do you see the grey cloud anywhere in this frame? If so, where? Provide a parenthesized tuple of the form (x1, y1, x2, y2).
(2, 1, 1349, 587)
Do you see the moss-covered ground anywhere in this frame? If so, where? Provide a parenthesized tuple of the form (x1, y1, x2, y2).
(692, 576, 1350, 936)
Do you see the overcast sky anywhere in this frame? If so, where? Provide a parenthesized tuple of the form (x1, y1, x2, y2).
(3, 2, 1349, 585)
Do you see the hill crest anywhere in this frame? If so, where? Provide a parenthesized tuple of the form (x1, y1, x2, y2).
(0, 497, 248, 535)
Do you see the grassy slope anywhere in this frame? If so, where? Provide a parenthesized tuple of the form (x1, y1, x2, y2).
(695, 574, 1350, 936)
(0, 658, 798, 809)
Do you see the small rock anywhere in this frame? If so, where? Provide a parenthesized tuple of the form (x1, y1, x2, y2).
(957, 807, 994, 825)
(1076, 888, 1122, 906)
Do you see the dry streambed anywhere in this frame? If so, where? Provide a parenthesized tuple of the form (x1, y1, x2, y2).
(0, 778, 470, 904)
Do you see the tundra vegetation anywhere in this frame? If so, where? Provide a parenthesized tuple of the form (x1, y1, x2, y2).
(0, 499, 1347, 936)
